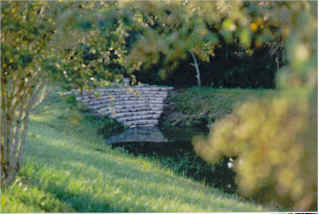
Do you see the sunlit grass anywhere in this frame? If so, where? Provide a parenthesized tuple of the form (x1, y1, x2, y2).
(1, 90, 265, 212)
(171, 87, 275, 122)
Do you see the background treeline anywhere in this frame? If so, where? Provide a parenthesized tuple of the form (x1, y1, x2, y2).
(135, 43, 283, 88)
(76, 2, 286, 89)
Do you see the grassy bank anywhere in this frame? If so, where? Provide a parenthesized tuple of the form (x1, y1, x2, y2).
(161, 87, 275, 129)
(1, 90, 265, 212)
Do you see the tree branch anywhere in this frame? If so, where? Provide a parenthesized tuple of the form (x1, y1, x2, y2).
(190, 52, 201, 87)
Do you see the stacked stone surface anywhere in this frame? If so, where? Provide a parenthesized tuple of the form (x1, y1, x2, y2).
(73, 86, 173, 128)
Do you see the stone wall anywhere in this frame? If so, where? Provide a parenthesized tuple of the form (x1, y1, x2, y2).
(73, 85, 174, 128)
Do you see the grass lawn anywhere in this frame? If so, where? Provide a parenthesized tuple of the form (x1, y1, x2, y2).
(163, 87, 275, 128)
(1, 89, 265, 212)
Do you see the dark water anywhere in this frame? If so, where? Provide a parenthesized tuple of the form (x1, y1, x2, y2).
(105, 126, 206, 157)
(105, 126, 205, 144)
(104, 126, 237, 193)
(105, 127, 169, 144)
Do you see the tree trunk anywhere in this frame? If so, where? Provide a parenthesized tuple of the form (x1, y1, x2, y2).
(190, 52, 201, 87)
(0, 69, 46, 190)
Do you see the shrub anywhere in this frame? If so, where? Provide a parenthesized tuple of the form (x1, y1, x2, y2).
(192, 1, 317, 211)
(193, 90, 317, 210)
(97, 117, 126, 138)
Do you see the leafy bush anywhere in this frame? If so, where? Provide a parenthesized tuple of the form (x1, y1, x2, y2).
(97, 117, 126, 138)
(193, 91, 317, 210)
(193, 1, 317, 211)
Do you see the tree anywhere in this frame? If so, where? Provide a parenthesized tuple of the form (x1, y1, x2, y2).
(0, 1, 119, 190)
(190, 52, 201, 87)
(114, 1, 220, 83)
(111, 1, 285, 88)
(1, 1, 59, 189)
(53, 1, 132, 90)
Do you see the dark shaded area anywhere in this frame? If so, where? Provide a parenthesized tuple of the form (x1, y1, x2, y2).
(105, 126, 237, 194)
(134, 44, 282, 89)
(110, 141, 237, 194)
(105, 127, 168, 144)
(97, 116, 126, 138)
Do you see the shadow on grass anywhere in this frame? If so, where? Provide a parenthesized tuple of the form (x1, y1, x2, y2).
(29, 178, 139, 212)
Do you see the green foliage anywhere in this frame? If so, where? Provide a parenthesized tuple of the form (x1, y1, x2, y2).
(97, 117, 126, 138)
(193, 1, 317, 211)
(1, 1, 64, 189)
(194, 90, 317, 211)
(1, 1, 128, 188)
(54, 2, 132, 90)
(115, 1, 285, 79)
(1, 90, 264, 212)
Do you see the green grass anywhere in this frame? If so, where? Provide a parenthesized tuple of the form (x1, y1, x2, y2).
(164, 87, 275, 128)
(1, 90, 265, 212)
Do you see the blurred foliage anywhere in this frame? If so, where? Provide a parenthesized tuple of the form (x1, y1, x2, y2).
(193, 1, 317, 211)
(194, 90, 317, 210)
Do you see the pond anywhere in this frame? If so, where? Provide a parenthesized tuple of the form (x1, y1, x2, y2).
(104, 126, 237, 193)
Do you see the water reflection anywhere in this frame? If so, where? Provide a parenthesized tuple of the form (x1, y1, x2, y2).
(105, 127, 168, 145)
(105, 126, 206, 145)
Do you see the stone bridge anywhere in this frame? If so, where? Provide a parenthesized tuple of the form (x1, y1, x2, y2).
(73, 85, 173, 128)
